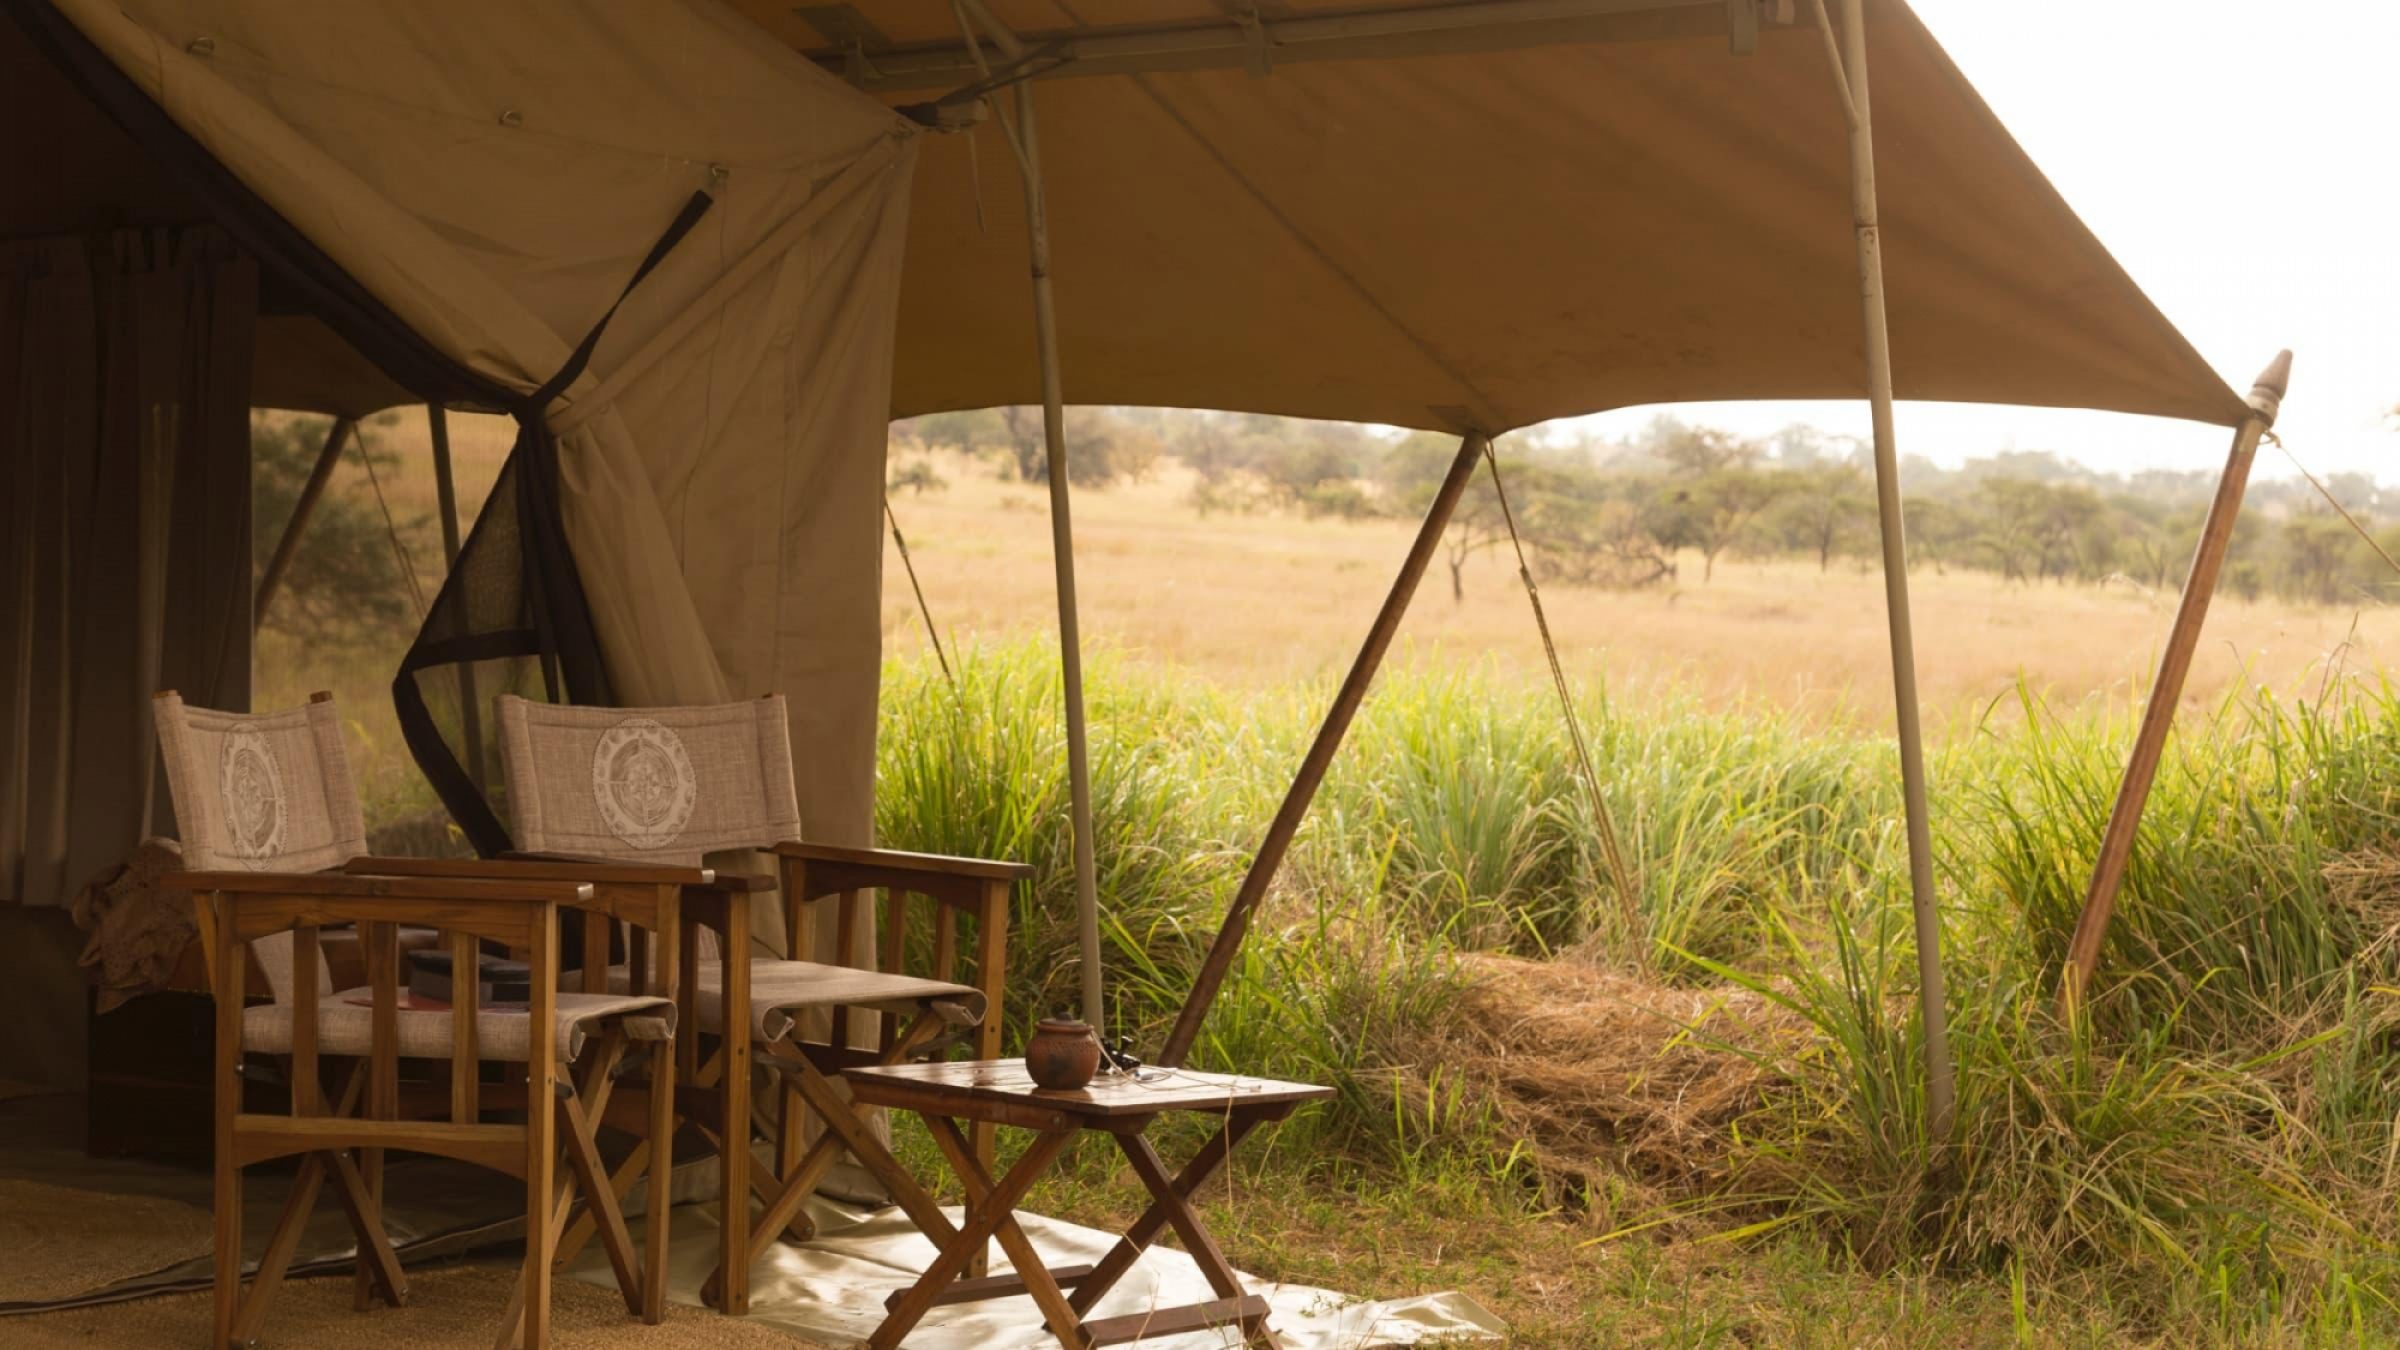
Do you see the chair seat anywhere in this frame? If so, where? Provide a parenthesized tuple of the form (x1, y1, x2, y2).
(607, 959, 983, 1042)
(243, 988, 674, 1062)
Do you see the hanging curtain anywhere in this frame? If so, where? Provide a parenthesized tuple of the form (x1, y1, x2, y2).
(0, 226, 256, 907)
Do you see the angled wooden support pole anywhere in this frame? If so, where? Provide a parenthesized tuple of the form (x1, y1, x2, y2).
(1161, 430, 1488, 1069)
(253, 415, 355, 631)
(1832, 0, 1952, 1144)
(2058, 351, 2293, 1018)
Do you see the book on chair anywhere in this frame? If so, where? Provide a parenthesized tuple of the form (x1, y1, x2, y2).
(404, 950, 532, 1009)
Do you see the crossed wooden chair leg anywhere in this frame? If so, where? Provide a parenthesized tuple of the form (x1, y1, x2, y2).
(219, 1063, 409, 1347)
(227, 1027, 669, 1350)
(492, 1027, 666, 1349)
(554, 1037, 690, 1280)
(696, 1009, 951, 1308)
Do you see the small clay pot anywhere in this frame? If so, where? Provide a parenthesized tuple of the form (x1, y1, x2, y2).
(1024, 1017, 1101, 1090)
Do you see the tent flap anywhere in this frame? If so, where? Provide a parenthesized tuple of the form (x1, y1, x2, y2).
(44, 0, 921, 872)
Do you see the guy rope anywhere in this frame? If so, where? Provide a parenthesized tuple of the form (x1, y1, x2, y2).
(1481, 441, 1646, 963)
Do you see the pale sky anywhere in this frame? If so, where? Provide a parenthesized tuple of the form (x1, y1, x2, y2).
(1569, 1, 2400, 483)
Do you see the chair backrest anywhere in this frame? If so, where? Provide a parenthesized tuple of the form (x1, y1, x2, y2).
(153, 691, 362, 1002)
(496, 695, 802, 867)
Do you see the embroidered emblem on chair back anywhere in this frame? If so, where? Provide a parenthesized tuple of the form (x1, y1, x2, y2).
(591, 718, 697, 850)
(218, 726, 288, 864)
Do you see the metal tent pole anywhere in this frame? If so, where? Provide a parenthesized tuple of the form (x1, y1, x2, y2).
(958, 0, 1106, 1036)
(1821, 0, 1954, 1144)
(2059, 353, 2290, 1016)
(1017, 81, 1107, 1038)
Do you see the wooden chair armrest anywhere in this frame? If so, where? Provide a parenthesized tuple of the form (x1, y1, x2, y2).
(771, 840, 1033, 883)
(359, 852, 716, 886)
(168, 870, 592, 903)
(695, 872, 776, 893)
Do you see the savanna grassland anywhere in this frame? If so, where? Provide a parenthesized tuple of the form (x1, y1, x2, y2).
(262, 411, 2400, 1345)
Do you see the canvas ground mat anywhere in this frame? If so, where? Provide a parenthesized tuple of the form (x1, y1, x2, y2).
(0, 1176, 216, 1304)
(6, 1256, 829, 1349)
(577, 1197, 1506, 1348)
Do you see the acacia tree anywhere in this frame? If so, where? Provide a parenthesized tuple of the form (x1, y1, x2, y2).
(1771, 462, 1870, 572)
(1639, 420, 1777, 582)
(1380, 431, 1509, 602)
(2282, 511, 2356, 605)
(1653, 466, 1782, 582)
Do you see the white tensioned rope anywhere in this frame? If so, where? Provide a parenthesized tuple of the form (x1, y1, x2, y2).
(1480, 442, 1645, 960)
(2270, 431, 2400, 586)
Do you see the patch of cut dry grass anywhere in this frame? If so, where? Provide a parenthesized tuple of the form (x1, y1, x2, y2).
(1385, 955, 1807, 1212)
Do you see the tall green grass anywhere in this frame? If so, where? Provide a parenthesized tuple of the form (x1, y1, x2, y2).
(874, 639, 2400, 1335)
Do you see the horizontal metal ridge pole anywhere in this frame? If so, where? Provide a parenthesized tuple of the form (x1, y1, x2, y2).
(827, 0, 1743, 91)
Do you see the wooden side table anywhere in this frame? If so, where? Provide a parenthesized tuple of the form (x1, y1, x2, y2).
(845, 1059, 1333, 1349)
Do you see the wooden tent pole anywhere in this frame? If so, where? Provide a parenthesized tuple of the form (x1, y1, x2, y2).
(1161, 431, 1488, 1069)
(2059, 352, 2291, 1017)
(1832, 0, 1954, 1144)
(253, 415, 354, 632)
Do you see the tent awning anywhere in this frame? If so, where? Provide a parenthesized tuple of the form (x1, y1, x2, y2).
(5, 0, 2249, 431)
(731, 0, 2249, 432)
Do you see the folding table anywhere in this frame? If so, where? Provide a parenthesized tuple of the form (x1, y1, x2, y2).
(845, 1059, 1332, 1348)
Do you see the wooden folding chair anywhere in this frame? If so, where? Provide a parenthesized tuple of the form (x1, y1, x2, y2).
(154, 691, 682, 1350)
(491, 693, 1030, 1313)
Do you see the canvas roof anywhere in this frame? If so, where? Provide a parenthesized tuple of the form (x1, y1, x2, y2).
(4, 1, 2248, 432)
(727, 0, 2250, 432)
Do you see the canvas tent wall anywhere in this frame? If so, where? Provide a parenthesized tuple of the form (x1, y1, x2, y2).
(0, 0, 2259, 1096)
(0, 0, 918, 1093)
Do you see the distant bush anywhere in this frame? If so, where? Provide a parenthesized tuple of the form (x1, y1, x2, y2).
(887, 458, 947, 495)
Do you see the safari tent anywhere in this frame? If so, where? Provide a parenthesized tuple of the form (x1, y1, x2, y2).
(0, 0, 2276, 1335)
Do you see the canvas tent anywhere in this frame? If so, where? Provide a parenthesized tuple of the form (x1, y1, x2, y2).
(2, 0, 914, 911)
(1, 0, 2265, 1132)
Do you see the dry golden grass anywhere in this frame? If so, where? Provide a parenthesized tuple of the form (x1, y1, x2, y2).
(258, 417, 2398, 818)
(880, 450, 2400, 736)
